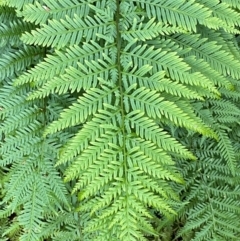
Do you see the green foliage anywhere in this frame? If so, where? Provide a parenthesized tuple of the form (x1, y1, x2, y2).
(0, 0, 240, 240)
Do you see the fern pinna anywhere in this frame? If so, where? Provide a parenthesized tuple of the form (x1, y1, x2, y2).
(0, 0, 240, 240)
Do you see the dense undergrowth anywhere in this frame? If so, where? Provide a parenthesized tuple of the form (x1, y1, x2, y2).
(1, 0, 240, 240)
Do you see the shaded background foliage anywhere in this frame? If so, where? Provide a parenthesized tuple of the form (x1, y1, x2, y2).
(0, 0, 240, 240)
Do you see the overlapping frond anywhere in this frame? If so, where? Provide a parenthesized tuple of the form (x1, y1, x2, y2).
(176, 146, 240, 241)
(220, 0, 240, 8)
(0, 5, 16, 23)
(1, 0, 240, 240)
(15, 42, 115, 86)
(197, 0, 240, 31)
(0, 20, 35, 47)
(21, 14, 115, 49)
(168, 33, 240, 79)
(132, 0, 212, 31)
(0, 46, 44, 81)
(0, 5, 72, 240)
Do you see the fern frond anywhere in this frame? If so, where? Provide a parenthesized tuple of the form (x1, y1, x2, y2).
(126, 87, 214, 137)
(20, 0, 91, 24)
(0, 20, 35, 47)
(220, 0, 240, 8)
(0, 107, 39, 134)
(125, 110, 195, 160)
(169, 33, 240, 79)
(28, 58, 116, 99)
(0, 5, 16, 23)
(18, 181, 45, 241)
(220, 87, 240, 101)
(132, 0, 212, 32)
(21, 14, 115, 48)
(39, 212, 81, 241)
(184, 56, 232, 90)
(45, 87, 114, 134)
(199, 0, 240, 27)
(0, 46, 44, 81)
(175, 132, 240, 241)
(122, 18, 185, 42)
(124, 67, 204, 100)
(123, 43, 218, 94)
(2, 0, 240, 240)
(65, 129, 120, 184)
(215, 127, 237, 175)
(15, 42, 115, 87)
(3, 0, 34, 9)
(57, 106, 120, 165)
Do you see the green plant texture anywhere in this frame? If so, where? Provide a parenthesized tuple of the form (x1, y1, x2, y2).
(1, 0, 240, 240)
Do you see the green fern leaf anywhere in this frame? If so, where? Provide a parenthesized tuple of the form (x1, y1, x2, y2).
(21, 14, 114, 48)
(132, 0, 212, 31)
(19, 0, 90, 24)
